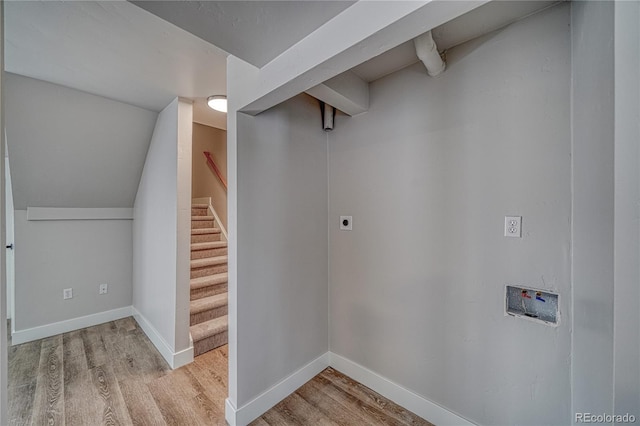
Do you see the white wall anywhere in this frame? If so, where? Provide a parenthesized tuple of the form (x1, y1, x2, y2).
(5, 156, 13, 322)
(132, 97, 193, 368)
(13, 212, 133, 331)
(613, 0, 640, 418)
(4, 73, 157, 210)
(3, 73, 158, 343)
(235, 94, 328, 406)
(570, 1, 615, 419)
(329, 5, 571, 425)
(0, 3, 8, 420)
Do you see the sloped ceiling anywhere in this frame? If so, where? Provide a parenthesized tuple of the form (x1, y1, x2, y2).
(5, 74, 158, 210)
(4, 0, 228, 129)
(131, 1, 356, 67)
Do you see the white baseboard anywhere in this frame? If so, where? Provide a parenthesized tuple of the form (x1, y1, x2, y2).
(132, 307, 193, 369)
(225, 352, 330, 426)
(11, 306, 133, 345)
(225, 399, 238, 426)
(329, 352, 475, 426)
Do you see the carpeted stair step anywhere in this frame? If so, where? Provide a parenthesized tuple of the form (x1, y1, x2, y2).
(191, 241, 228, 259)
(191, 273, 228, 300)
(190, 293, 228, 326)
(191, 315, 228, 356)
(192, 204, 209, 216)
(191, 227, 221, 243)
(190, 255, 228, 278)
(191, 215, 215, 229)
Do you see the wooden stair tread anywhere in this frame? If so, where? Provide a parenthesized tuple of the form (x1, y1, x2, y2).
(191, 215, 214, 221)
(190, 293, 228, 314)
(192, 204, 208, 209)
(191, 255, 228, 269)
(191, 315, 228, 341)
(191, 273, 228, 290)
(191, 227, 221, 235)
(191, 241, 227, 251)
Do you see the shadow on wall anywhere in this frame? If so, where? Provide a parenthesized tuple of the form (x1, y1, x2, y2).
(192, 122, 227, 229)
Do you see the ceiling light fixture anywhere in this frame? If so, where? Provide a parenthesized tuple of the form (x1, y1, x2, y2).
(207, 95, 227, 113)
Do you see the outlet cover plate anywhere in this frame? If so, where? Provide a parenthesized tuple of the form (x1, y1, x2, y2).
(504, 216, 522, 238)
(99, 283, 108, 295)
(340, 216, 352, 231)
(63, 288, 73, 300)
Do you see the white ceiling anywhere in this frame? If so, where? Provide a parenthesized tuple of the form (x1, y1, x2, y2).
(131, 1, 356, 68)
(4, 0, 561, 130)
(4, 0, 228, 128)
(352, 0, 561, 82)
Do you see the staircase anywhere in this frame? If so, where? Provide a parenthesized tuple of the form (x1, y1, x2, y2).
(190, 203, 228, 356)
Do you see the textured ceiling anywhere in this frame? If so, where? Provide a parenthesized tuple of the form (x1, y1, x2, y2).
(132, 1, 356, 67)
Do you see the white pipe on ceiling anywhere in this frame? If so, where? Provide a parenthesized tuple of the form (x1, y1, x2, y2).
(414, 31, 446, 77)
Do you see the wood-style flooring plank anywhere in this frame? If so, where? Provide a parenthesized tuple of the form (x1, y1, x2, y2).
(8, 339, 42, 426)
(80, 324, 110, 369)
(65, 331, 136, 426)
(63, 332, 103, 426)
(62, 330, 85, 361)
(148, 367, 223, 425)
(184, 361, 227, 413)
(8, 381, 36, 426)
(311, 373, 404, 426)
(250, 417, 271, 426)
(9, 317, 430, 426)
(269, 392, 339, 426)
(9, 340, 42, 388)
(258, 407, 293, 426)
(114, 316, 137, 333)
(91, 364, 134, 425)
(294, 378, 369, 426)
(117, 379, 167, 426)
(191, 348, 228, 387)
(106, 327, 169, 384)
(321, 368, 433, 426)
(31, 335, 64, 426)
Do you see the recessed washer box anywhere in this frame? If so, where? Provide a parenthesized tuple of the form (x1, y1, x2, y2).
(505, 285, 559, 326)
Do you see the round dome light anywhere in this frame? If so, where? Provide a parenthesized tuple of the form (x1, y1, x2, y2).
(207, 95, 227, 113)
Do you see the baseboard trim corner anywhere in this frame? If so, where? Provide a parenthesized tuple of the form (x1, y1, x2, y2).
(328, 352, 475, 426)
(11, 306, 133, 345)
(225, 398, 238, 426)
(229, 352, 330, 426)
(132, 307, 193, 369)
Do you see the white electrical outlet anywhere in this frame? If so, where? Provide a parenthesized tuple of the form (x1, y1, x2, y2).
(504, 216, 522, 238)
(99, 283, 108, 295)
(340, 216, 352, 231)
(63, 288, 73, 300)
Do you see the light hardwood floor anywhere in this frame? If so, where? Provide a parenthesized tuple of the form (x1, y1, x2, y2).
(9, 317, 431, 426)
